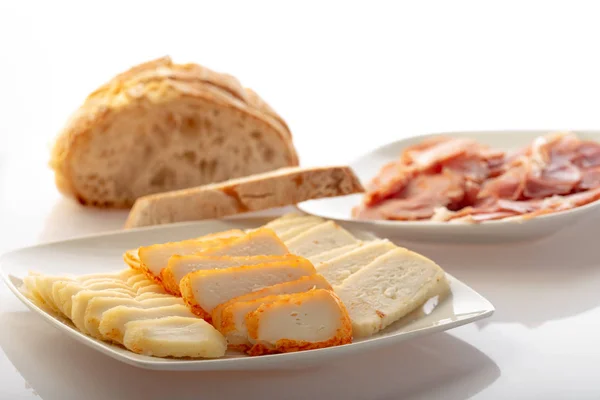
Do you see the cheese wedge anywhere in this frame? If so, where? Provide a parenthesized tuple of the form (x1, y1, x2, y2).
(71, 290, 134, 332)
(215, 275, 332, 350)
(123, 316, 227, 358)
(85, 296, 183, 339)
(309, 242, 364, 264)
(245, 289, 352, 356)
(98, 304, 196, 343)
(333, 248, 448, 337)
(285, 221, 358, 258)
(162, 255, 288, 296)
(136, 229, 245, 279)
(57, 281, 136, 317)
(180, 256, 316, 319)
(316, 240, 397, 286)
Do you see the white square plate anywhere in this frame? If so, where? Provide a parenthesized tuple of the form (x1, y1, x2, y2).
(297, 130, 600, 243)
(0, 217, 494, 371)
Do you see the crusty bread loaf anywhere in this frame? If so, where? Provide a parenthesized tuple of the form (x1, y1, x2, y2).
(124, 166, 364, 228)
(50, 56, 298, 208)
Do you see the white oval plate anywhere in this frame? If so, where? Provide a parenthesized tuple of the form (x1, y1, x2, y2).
(298, 130, 600, 243)
(0, 217, 494, 371)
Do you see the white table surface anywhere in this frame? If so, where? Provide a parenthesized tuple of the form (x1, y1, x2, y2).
(2, 1, 600, 399)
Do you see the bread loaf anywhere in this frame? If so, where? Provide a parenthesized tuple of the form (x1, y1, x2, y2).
(50, 56, 298, 208)
(125, 166, 364, 228)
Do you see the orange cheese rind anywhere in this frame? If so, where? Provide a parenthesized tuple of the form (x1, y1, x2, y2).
(211, 274, 331, 331)
(123, 249, 141, 270)
(179, 275, 211, 320)
(244, 289, 353, 356)
(162, 254, 293, 297)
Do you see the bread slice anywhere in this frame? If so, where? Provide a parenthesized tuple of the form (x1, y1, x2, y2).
(124, 166, 364, 228)
(50, 56, 298, 208)
(333, 248, 449, 337)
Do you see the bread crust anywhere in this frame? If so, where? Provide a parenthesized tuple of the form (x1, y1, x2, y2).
(50, 56, 298, 208)
(124, 166, 364, 228)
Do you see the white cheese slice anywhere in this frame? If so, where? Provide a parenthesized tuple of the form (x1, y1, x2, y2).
(85, 296, 183, 339)
(216, 274, 332, 349)
(98, 304, 196, 343)
(334, 248, 449, 337)
(71, 290, 134, 332)
(308, 242, 364, 264)
(316, 240, 397, 286)
(277, 220, 324, 241)
(245, 289, 352, 355)
(123, 316, 227, 358)
(284, 221, 358, 258)
(262, 214, 323, 235)
(57, 281, 136, 318)
(180, 256, 316, 319)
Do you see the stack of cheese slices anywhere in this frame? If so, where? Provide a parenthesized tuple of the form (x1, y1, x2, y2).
(20, 213, 449, 359)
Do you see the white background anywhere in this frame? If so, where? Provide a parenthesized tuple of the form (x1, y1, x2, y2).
(1, 1, 600, 399)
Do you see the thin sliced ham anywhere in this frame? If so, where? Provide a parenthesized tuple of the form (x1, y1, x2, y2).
(355, 132, 600, 223)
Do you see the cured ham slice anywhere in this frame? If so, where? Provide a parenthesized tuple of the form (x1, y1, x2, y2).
(356, 132, 600, 223)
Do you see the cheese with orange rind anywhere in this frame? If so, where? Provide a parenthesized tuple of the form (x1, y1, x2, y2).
(244, 289, 352, 356)
(180, 256, 315, 320)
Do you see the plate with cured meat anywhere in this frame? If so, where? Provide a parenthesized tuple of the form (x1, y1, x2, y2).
(297, 130, 600, 242)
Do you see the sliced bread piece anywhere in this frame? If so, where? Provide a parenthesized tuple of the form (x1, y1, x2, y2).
(333, 248, 449, 338)
(124, 166, 364, 228)
(285, 220, 359, 258)
(245, 289, 352, 356)
(50, 56, 298, 208)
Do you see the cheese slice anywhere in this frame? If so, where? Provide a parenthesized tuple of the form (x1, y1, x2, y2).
(199, 228, 289, 258)
(71, 290, 134, 332)
(245, 289, 352, 356)
(285, 221, 358, 258)
(180, 256, 316, 319)
(98, 304, 196, 343)
(262, 214, 323, 234)
(75, 269, 138, 282)
(137, 229, 245, 281)
(308, 242, 364, 264)
(124, 249, 141, 270)
(57, 281, 137, 317)
(51, 277, 135, 315)
(333, 248, 448, 337)
(278, 220, 323, 241)
(135, 292, 174, 301)
(34, 275, 75, 313)
(215, 274, 332, 349)
(85, 296, 183, 339)
(162, 255, 288, 296)
(316, 240, 397, 286)
(123, 316, 227, 358)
